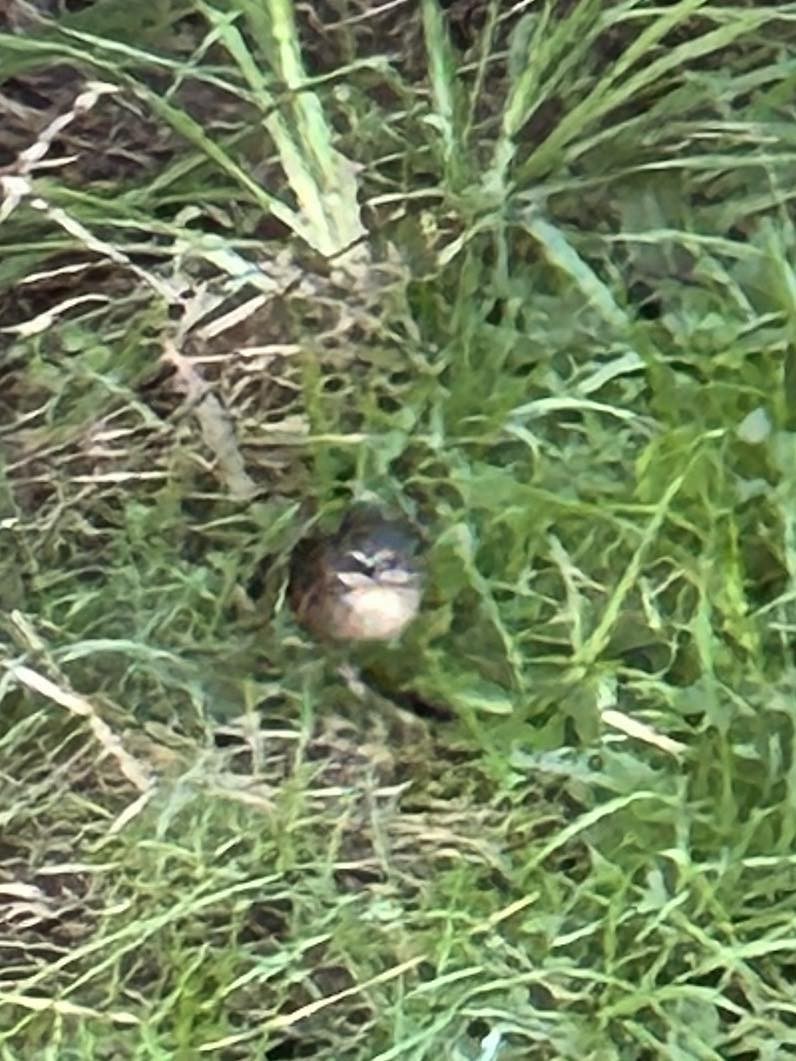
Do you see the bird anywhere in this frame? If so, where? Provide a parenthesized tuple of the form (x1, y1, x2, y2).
(288, 506, 424, 643)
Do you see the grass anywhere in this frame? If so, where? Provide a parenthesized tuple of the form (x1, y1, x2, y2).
(3, 0, 796, 1056)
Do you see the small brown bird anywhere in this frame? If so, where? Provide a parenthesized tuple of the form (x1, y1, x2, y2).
(289, 506, 423, 643)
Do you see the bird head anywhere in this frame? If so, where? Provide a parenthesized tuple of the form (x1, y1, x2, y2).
(289, 507, 423, 643)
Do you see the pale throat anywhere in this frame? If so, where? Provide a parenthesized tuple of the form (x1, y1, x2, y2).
(338, 581, 421, 641)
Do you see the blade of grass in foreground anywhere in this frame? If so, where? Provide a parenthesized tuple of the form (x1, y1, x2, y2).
(421, 0, 470, 190)
(513, 1, 771, 184)
(205, 0, 366, 256)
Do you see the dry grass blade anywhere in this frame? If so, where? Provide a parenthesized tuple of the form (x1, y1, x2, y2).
(3, 663, 154, 792)
(162, 340, 257, 500)
(200, 0, 366, 256)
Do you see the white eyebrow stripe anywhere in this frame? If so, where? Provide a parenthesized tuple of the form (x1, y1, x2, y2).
(345, 548, 405, 570)
(336, 571, 375, 589)
(347, 550, 372, 566)
(378, 569, 415, 584)
(373, 549, 399, 565)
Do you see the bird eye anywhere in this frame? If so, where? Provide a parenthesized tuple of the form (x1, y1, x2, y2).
(346, 549, 378, 574)
(372, 549, 398, 567)
(348, 549, 371, 565)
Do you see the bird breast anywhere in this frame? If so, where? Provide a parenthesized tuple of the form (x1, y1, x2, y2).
(334, 581, 421, 641)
